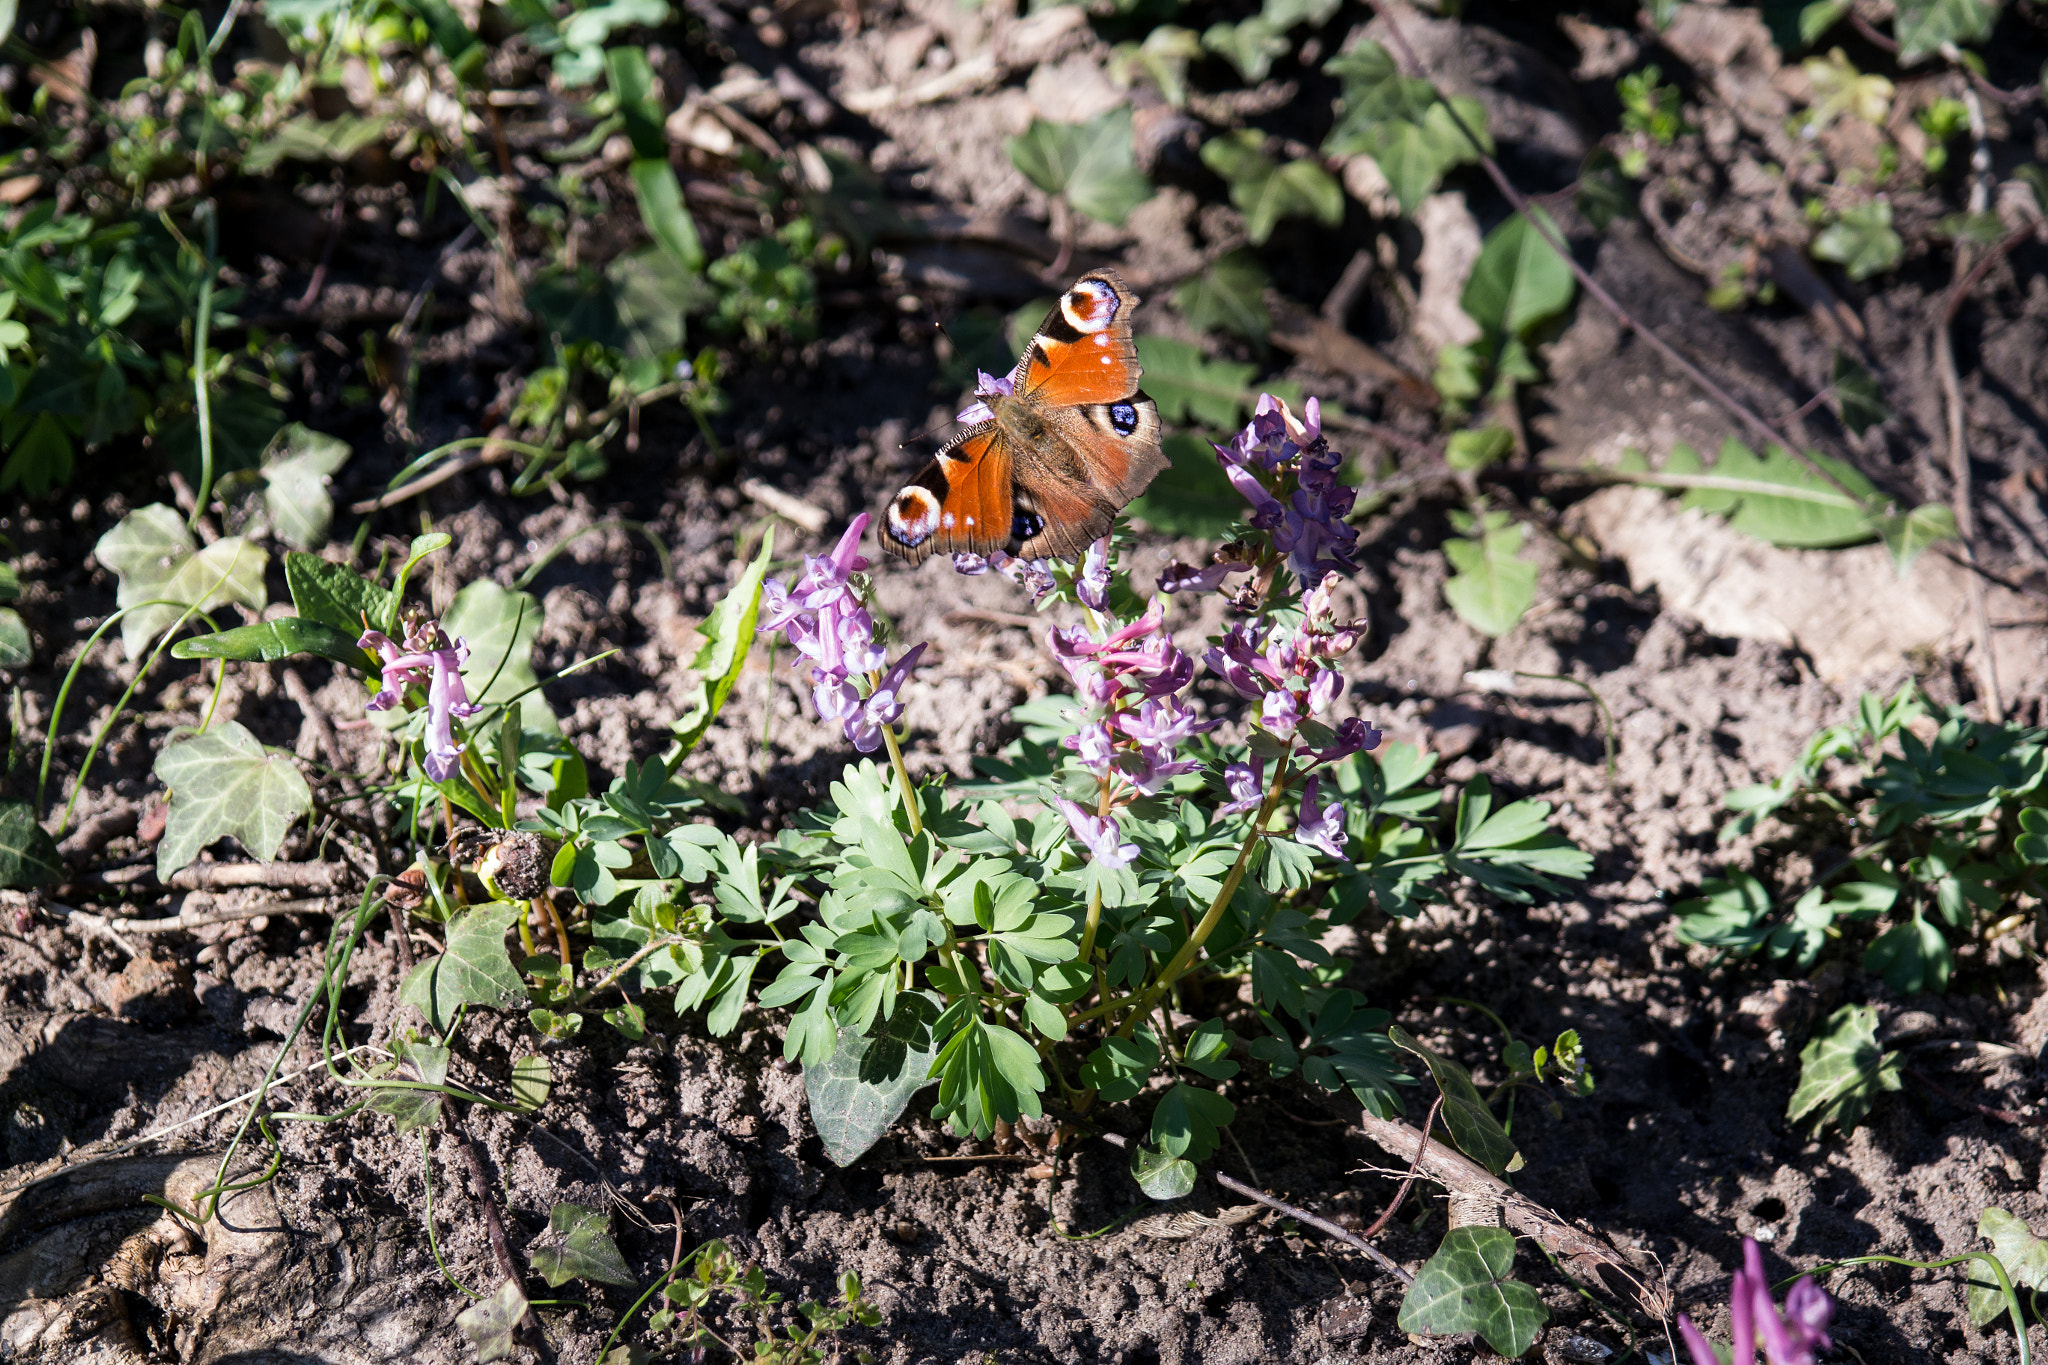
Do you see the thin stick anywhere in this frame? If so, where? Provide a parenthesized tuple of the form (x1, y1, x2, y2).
(1211, 1169, 1414, 1285)
(444, 1105, 554, 1360)
(1362, 1094, 1443, 1238)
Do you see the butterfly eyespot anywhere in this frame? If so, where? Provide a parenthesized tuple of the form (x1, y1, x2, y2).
(1109, 402, 1139, 435)
(886, 487, 941, 548)
(1011, 509, 1045, 541)
(1059, 281, 1119, 334)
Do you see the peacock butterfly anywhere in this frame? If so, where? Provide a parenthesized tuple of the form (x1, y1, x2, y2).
(880, 270, 1168, 565)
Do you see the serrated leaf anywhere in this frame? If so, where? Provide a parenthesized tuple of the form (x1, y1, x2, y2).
(529, 1203, 635, 1287)
(672, 529, 774, 759)
(1133, 336, 1257, 429)
(806, 998, 940, 1166)
(1005, 107, 1154, 227)
(455, 1279, 528, 1363)
(1174, 250, 1270, 342)
(400, 901, 529, 1034)
(366, 1038, 448, 1133)
(152, 721, 314, 879)
(1968, 1209, 2048, 1326)
(1462, 210, 1574, 339)
(1893, 0, 1999, 61)
(1199, 132, 1343, 245)
(1397, 1226, 1549, 1355)
(1390, 1026, 1522, 1178)
(260, 424, 350, 550)
(1787, 1003, 1902, 1135)
(0, 801, 61, 888)
(511, 1054, 552, 1112)
(1129, 432, 1242, 539)
(1131, 1143, 1196, 1200)
(1202, 16, 1289, 82)
(94, 505, 269, 660)
(1812, 201, 1902, 281)
(1442, 511, 1535, 638)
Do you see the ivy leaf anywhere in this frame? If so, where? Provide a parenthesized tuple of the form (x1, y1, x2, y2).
(1968, 1209, 2048, 1326)
(1130, 1143, 1196, 1200)
(94, 504, 269, 660)
(400, 901, 529, 1034)
(1787, 1003, 1902, 1135)
(1390, 1027, 1523, 1178)
(1134, 337, 1257, 428)
(259, 424, 350, 551)
(1893, 0, 2000, 61)
(1005, 106, 1154, 227)
(1442, 509, 1536, 638)
(1108, 26, 1202, 108)
(0, 608, 27, 667)
(1200, 131, 1344, 245)
(1397, 1226, 1549, 1356)
(529, 1203, 635, 1287)
(1863, 910, 1952, 993)
(1875, 503, 1956, 575)
(672, 528, 774, 760)
(455, 1279, 529, 1364)
(1201, 16, 1289, 82)
(0, 801, 61, 888)
(806, 998, 940, 1166)
(152, 721, 314, 879)
(444, 579, 551, 729)
(366, 1037, 449, 1133)
(1462, 211, 1574, 340)
(1812, 201, 1902, 281)
(1263, 0, 1340, 27)
(1174, 250, 1270, 342)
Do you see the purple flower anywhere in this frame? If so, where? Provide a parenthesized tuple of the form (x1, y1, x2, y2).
(359, 621, 482, 784)
(1218, 757, 1264, 815)
(1078, 537, 1112, 611)
(1678, 1239, 1834, 1365)
(1203, 624, 1269, 700)
(1052, 797, 1139, 870)
(1260, 688, 1300, 739)
(1117, 695, 1212, 749)
(845, 644, 925, 753)
(1067, 721, 1116, 777)
(1120, 746, 1200, 795)
(1303, 717, 1384, 767)
(1294, 776, 1349, 861)
(957, 549, 1056, 602)
(1159, 559, 1247, 595)
(1306, 667, 1344, 715)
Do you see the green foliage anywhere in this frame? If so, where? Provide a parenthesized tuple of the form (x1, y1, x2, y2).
(1969, 1210, 2048, 1327)
(1005, 106, 1155, 227)
(456, 1280, 530, 1364)
(707, 222, 834, 346)
(1436, 211, 1575, 410)
(1129, 433, 1243, 539)
(152, 721, 315, 879)
(95, 505, 269, 660)
(1108, 27, 1203, 107)
(1619, 66, 1684, 147)
(806, 1006, 940, 1167)
(365, 1036, 450, 1132)
(0, 563, 27, 667)
(1390, 1027, 1522, 1177)
(401, 902, 530, 1034)
(1324, 43, 1492, 214)
(1812, 201, 1903, 281)
(1787, 1003, 1901, 1135)
(671, 530, 775, 759)
(1200, 131, 1345, 245)
(1133, 337, 1259, 428)
(255, 425, 351, 551)
(648, 1240, 879, 1362)
(0, 801, 62, 889)
(1442, 508, 1537, 638)
(530, 1203, 635, 1287)
(1397, 1227, 1549, 1356)
(1174, 250, 1271, 343)
(1203, 17, 1290, 83)
(1893, 0, 2001, 61)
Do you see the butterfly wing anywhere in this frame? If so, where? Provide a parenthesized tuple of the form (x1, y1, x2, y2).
(880, 425, 1017, 565)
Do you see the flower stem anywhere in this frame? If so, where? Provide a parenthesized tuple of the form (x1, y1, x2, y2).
(1125, 749, 1293, 1027)
(880, 720, 923, 837)
(1077, 775, 1113, 964)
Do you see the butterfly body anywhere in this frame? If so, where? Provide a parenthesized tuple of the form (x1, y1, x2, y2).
(882, 271, 1167, 565)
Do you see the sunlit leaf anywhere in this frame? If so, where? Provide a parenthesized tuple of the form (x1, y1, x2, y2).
(806, 998, 940, 1166)
(529, 1203, 635, 1287)
(672, 529, 774, 759)
(152, 721, 314, 879)
(1134, 336, 1257, 429)
(1968, 1209, 2048, 1326)
(1389, 1026, 1523, 1178)
(1462, 211, 1574, 339)
(455, 1279, 528, 1363)
(0, 801, 61, 888)
(1202, 16, 1289, 82)
(1005, 106, 1154, 227)
(366, 1037, 448, 1133)
(1397, 1226, 1548, 1355)
(400, 901, 529, 1034)
(1174, 250, 1270, 342)
(1893, 0, 1999, 61)
(1442, 509, 1536, 638)
(444, 579, 551, 728)
(1787, 1003, 1901, 1135)
(94, 505, 269, 660)
(1812, 201, 1902, 280)
(1200, 131, 1344, 244)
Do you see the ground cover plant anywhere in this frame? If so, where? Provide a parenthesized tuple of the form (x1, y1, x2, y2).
(3, 0, 2048, 1358)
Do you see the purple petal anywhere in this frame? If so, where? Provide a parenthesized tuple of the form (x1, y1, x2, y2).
(827, 513, 872, 577)
(1675, 1315, 1722, 1365)
(1218, 757, 1264, 815)
(974, 369, 1015, 398)
(1158, 559, 1248, 595)
(1307, 667, 1345, 715)
(1260, 688, 1300, 738)
(1294, 775, 1349, 861)
(956, 400, 996, 425)
(1052, 797, 1138, 870)
(1078, 537, 1112, 611)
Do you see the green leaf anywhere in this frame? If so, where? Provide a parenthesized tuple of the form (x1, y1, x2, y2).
(2017, 807, 2048, 864)
(366, 1037, 448, 1133)
(1108, 26, 1203, 108)
(510, 1054, 552, 1112)
(1263, 0, 1340, 28)
(805, 1000, 940, 1167)
(0, 607, 27, 667)
(1671, 871, 1774, 951)
(1875, 503, 1957, 575)
(1128, 433, 1241, 539)
(1445, 426, 1513, 473)
(1462, 211, 1574, 339)
(152, 721, 314, 880)
(0, 801, 61, 888)
(1004, 107, 1154, 228)
(171, 617, 377, 673)
(444, 580, 550, 728)
(605, 45, 667, 159)
(672, 529, 774, 759)
(1863, 911, 1952, 994)
(285, 550, 395, 638)
(259, 424, 350, 551)
(1812, 201, 1902, 280)
(1149, 1083, 1235, 1162)
(94, 505, 269, 660)
(1442, 510, 1536, 638)
(1389, 1026, 1523, 1178)
(1667, 439, 1880, 548)
(628, 159, 705, 274)
(1893, 0, 2000, 61)
(1830, 351, 1891, 436)
(1968, 1209, 2048, 1326)
(1397, 1226, 1549, 1356)
(1174, 250, 1270, 342)
(1133, 337, 1257, 428)
(240, 113, 391, 176)
(1201, 17, 1289, 82)
(530, 1203, 635, 1288)
(400, 902, 529, 1034)
(1199, 131, 1344, 245)
(455, 1279, 528, 1364)
(1787, 1003, 1902, 1135)
(1131, 1144, 1196, 1200)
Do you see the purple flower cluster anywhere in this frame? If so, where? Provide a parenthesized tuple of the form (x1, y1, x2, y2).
(758, 514, 926, 754)
(1679, 1240, 1834, 1365)
(361, 614, 482, 783)
(952, 548, 1056, 602)
(1163, 395, 1359, 594)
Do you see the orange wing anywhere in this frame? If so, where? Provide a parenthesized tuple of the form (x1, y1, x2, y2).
(1012, 271, 1144, 408)
(880, 427, 1017, 564)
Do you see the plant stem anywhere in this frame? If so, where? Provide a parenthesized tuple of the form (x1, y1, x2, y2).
(188, 202, 218, 534)
(1125, 750, 1293, 1026)
(881, 718, 923, 837)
